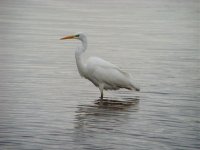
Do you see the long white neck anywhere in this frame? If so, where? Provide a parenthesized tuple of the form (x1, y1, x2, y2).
(75, 38, 87, 77)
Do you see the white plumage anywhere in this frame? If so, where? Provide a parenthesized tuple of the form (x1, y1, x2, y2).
(61, 33, 139, 99)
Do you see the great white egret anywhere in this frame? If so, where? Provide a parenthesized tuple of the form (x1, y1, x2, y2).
(60, 33, 140, 99)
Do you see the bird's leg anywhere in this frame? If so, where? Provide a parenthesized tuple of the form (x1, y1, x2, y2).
(99, 84, 104, 100)
(101, 91, 103, 99)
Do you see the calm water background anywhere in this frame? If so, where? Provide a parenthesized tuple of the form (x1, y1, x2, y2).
(0, 0, 199, 149)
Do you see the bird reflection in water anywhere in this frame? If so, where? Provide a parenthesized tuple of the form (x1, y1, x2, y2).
(75, 96, 139, 122)
(95, 97, 139, 110)
(73, 97, 139, 149)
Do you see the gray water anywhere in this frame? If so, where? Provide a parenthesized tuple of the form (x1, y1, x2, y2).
(0, 0, 199, 149)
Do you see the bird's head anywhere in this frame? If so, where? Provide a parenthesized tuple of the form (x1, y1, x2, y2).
(60, 33, 86, 41)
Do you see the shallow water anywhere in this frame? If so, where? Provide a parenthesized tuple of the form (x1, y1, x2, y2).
(0, 0, 199, 149)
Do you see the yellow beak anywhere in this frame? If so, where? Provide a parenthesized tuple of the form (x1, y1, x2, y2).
(60, 35, 75, 40)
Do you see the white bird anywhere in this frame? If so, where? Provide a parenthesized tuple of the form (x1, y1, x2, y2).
(60, 33, 140, 99)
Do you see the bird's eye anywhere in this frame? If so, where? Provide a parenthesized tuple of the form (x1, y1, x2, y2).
(75, 34, 80, 37)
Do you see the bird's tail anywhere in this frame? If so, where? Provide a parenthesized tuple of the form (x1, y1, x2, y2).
(131, 84, 140, 91)
(129, 76, 140, 91)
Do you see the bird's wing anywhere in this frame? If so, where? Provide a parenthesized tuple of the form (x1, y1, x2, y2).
(85, 57, 133, 89)
(86, 57, 130, 77)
